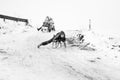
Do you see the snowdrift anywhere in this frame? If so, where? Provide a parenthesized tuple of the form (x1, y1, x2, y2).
(0, 21, 120, 80)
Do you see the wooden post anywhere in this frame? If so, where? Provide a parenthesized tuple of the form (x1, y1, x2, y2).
(89, 19, 91, 31)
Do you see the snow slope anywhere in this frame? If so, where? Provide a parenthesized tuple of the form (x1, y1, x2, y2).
(0, 23, 120, 80)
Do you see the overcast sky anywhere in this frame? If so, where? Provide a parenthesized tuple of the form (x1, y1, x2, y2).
(0, 0, 120, 35)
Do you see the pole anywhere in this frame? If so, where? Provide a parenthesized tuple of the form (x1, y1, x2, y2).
(89, 19, 91, 31)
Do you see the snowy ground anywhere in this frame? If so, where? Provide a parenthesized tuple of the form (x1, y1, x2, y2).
(0, 23, 120, 80)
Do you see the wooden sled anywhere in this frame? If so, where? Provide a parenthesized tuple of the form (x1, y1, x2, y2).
(70, 42, 96, 51)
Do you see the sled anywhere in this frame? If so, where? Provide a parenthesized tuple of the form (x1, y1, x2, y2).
(70, 42, 95, 51)
(52, 41, 60, 48)
(79, 42, 96, 51)
(79, 42, 90, 49)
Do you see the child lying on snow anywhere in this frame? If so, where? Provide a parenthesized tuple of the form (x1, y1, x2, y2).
(37, 31, 66, 48)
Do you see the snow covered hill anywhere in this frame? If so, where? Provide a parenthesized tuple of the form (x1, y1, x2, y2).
(0, 22, 120, 80)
